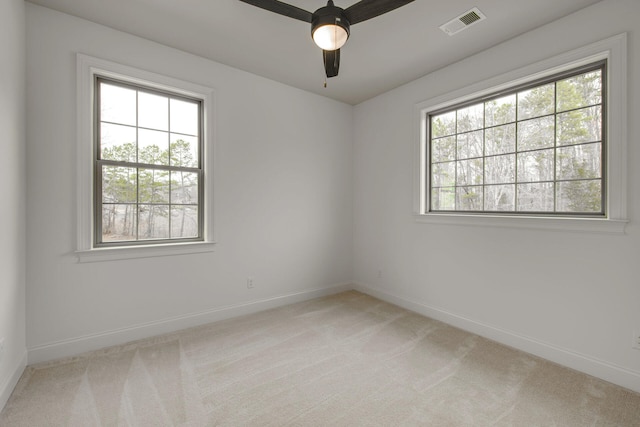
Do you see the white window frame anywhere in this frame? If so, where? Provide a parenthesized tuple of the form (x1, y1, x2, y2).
(76, 54, 216, 262)
(413, 34, 628, 234)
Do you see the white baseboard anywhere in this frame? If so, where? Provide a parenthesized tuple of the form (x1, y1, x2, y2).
(353, 282, 640, 394)
(1, 349, 27, 412)
(28, 283, 352, 365)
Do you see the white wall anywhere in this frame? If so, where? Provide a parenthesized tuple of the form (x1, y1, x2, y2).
(25, 4, 353, 362)
(0, 0, 27, 409)
(21, 0, 639, 397)
(353, 0, 640, 392)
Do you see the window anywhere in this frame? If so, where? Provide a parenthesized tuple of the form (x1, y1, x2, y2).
(77, 54, 215, 262)
(428, 62, 604, 216)
(96, 78, 203, 246)
(414, 34, 628, 233)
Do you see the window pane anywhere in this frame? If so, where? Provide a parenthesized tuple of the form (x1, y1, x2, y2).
(485, 154, 515, 184)
(517, 116, 555, 151)
(431, 111, 456, 138)
(456, 186, 483, 211)
(517, 183, 554, 212)
(517, 149, 555, 183)
(485, 94, 516, 127)
(171, 171, 199, 204)
(557, 70, 601, 112)
(100, 83, 136, 126)
(170, 135, 199, 168)
(138, 129, 170, 165)
(557, 106, 601, 146)
(138, 92, 168, 131)
(556, 143, 601, 180)
(138, 205, 170, 239)
(431, 187, 455, 210)
(457, 104, 484, 133)
(457, 158, 483, 186)
(102, 166, 136, 203)
(100, 123, 137, 162)
(102, 204, 137, 242)
(517, 83, 555, 120)
(456, 130, 483, 160)
(138, 168, 169, 203)
(556, 180, 601, 213)
(170, 99, 199, 136)
(431, 136, 456, 163)
(96, 77, 204, 247)
(485, 124, 515, 156)
(485, 184, 515, 211)
(171, 206, 199, 238)
(432, 161, 455, 188)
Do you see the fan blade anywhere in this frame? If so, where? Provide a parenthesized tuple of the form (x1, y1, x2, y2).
(344, 0, 414, 25)
(323, 49, 340, 78)
(239, 0, 313, 22)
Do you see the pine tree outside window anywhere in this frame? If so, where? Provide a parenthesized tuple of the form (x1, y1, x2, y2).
(95, 77, 204, 246)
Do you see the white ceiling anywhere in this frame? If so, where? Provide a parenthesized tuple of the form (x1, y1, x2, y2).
(27, 0, 601, 104)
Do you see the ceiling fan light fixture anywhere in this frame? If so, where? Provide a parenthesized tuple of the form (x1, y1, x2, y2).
(312, 23, 349, 50)
(311, 3, 350, 51)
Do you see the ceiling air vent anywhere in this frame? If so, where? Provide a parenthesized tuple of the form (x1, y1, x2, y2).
(440, 7, 486, 36)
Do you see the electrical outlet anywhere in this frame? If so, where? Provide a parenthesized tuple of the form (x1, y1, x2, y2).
(633, 331, 640, 350)
(247, 277, 255, 289)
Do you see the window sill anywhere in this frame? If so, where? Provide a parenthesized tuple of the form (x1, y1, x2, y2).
(414, 213, 627, 234)
(76, 241, 216, 263)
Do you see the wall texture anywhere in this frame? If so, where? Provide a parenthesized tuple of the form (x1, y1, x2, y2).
(25, 4, 353, 362)
(0, 0, 27, 409)
(353, 0, 640, 392)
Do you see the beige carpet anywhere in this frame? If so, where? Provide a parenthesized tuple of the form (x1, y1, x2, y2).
(2, 291, 639, 426)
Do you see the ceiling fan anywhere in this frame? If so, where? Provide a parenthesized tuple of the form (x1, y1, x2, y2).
(239, 0, 415, 79)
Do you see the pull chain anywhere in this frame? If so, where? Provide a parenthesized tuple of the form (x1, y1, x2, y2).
(323, 16, 339, 89)
(323, 16, 342, 88)
(334, 17, 339, 70)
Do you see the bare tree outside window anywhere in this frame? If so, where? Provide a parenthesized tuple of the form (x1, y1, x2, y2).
(428, 63, 604, 215)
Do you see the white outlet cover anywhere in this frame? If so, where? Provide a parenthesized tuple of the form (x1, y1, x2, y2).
(633, 331, 640, 350)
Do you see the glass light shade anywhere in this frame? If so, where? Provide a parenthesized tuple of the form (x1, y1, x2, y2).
(312, 24, 348, 51)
